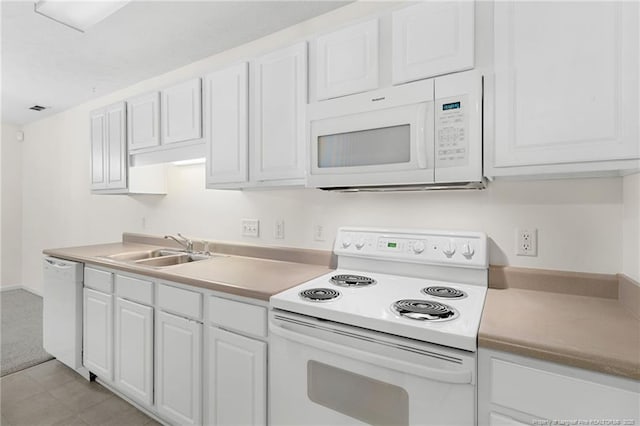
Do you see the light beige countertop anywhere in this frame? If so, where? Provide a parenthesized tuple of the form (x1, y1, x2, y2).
(43, 237, 333, 301)
(480, 266, 640, 380)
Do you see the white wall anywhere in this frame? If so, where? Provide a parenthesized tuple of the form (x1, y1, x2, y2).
(623, 173, 640, 283)
(18, 1, 632, 293)
(1, 122, 23, 287)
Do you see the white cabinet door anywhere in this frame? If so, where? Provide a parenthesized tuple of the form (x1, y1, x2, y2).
(127, 92, 160, 151)
(161, 78, 203, 145)
(105, 102, 127, 189)
(206, 327, 266, 426)
(156, 311, 202, 426)
(491, 1, 639, 172)
(251, 42, 307, 182)
(392, 1, 474, 85)
(489, 413, 530, 426)
(114, 297, 153, 407)
(83, 288, 113, 381)
(90, 109, 107, 190)
(204, 62, 249, 186)
(313, 19, 379, 100)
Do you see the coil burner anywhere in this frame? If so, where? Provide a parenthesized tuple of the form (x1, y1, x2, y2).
(422, 286, 467, 299)
(330, 274, 377, 288)
(391, 299, 458, 321)
(299, 288, 341, 302)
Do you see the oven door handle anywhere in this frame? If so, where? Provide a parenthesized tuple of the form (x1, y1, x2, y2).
(270, 322, 472, 384)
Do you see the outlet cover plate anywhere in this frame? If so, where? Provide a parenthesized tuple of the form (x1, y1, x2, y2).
(516, 228, 537, 256)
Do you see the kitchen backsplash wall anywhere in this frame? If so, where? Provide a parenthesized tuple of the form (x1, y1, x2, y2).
(18, 103, 628, 294)
(6, 1, 638, 293)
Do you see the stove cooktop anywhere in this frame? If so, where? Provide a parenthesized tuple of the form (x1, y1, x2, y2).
(270, 268, 487, 352)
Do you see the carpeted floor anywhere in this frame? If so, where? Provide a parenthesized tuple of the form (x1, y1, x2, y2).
(1, 289, 53, 376)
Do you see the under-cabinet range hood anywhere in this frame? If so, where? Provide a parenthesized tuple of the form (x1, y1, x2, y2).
(307, 70, 484, 191)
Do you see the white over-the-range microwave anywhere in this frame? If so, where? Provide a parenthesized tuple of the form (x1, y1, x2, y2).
(306, 70, 484, 191)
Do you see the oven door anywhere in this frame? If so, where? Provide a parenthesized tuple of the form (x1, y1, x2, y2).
(269, 311, 476, 426)
(307, 101, 435, 188)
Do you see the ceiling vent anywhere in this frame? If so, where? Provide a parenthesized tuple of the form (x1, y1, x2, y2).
(29, 105, 46, 111)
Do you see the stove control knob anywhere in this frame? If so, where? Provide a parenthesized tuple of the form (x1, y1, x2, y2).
(442, 241, 456, 257)
(355, 239, 366, 250)
(462, 242, 475, 258)
(342, 238, 352, 248)
(412, 241, 425, 254)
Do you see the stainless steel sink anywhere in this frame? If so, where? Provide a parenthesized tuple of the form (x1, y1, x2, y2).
(103, 249, 222, 268)
(106, 249, 184, 262)
(134, 253, 212, 267)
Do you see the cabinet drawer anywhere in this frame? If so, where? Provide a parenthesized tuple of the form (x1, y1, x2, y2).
(208, 297, 267, 338)
(115, 275, 153, 305)
(158, 283, 202, 320)
(491, 358, 640, 420)
(84, 267, 113, 293)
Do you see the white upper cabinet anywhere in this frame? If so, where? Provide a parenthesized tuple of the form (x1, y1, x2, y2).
(90, 109, 107, 190)
(489, 1, 640, 176)
(161, 78, 202, 145)
(90, 102, 127, 191)
(105, 103, 127, 189)
(204, 62, 249, 187)
(127, 92, 160, 151)
(312, 19, 379, 100)
(392, 1, 475, 85)
(251, 42, 307, 183)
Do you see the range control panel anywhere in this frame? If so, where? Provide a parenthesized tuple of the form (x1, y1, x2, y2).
(334, 227, 488, 268)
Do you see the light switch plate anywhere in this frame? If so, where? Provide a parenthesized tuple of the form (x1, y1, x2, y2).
(242, 219, 259, 237)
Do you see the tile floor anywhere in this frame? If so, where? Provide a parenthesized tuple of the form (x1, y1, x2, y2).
(0, 360, 161, 426)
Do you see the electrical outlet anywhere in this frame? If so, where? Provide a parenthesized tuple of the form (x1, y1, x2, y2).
(242, 219, 260, 237)
(314, 224, 326, 241)
(516, 228, 538, 256)
(274, 219, 285, 239)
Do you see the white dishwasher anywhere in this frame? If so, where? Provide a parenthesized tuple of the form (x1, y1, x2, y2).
(42, 256, 88, 378)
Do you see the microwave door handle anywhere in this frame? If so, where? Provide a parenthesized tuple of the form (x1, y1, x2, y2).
(415, 103, 429, 169)
(270, 321, 472, 384)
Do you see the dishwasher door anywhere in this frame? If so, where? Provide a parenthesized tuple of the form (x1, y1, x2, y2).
(43, 257, 84, 371)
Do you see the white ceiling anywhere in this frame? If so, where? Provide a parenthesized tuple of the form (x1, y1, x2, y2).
(1, 0, 350, 125)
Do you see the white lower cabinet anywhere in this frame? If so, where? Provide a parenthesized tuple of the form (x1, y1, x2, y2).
(206, 326, 267, 426)
(488, 412, 530, 426)
(156, 310, 202, 426)
(81, 266, 271, 426)
(114, 297, 153, 406)
(478, 348, 640, 425)
(83, 288, 113, 381)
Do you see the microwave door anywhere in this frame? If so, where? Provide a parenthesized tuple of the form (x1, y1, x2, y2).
(308, 103, 435, 188)
(434, 70, 483, 183)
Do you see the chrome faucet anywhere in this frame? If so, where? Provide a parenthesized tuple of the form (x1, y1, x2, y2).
(164, 233, 193, 253)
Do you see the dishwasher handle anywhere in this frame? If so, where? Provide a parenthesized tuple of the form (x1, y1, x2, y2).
(45, 258, 73, 268)
(270, 320, 473, 384)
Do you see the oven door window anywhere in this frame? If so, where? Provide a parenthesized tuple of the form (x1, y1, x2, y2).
(317, 125, 411, 168)
(307, 360, 409, 426)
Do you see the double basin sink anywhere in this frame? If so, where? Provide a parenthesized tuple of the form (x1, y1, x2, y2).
(105, 249, 221, 268)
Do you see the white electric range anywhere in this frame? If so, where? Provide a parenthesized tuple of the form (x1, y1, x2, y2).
(269, 227, 488, 426)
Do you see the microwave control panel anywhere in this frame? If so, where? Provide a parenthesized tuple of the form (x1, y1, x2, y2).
(435, 95, 469, 168)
